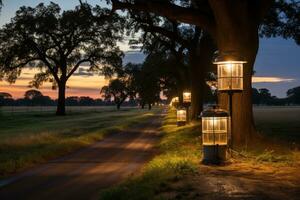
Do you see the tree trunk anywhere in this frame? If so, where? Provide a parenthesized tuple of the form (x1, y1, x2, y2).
(190, 34, 215, 120)
(117, 103, 121, 110)
(210, 0, 259, 148)
(141, 102, 145, 109)
(56, 81, 66, 116)
(148, 103, 152, 110)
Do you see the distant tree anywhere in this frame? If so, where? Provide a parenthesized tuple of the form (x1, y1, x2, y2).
(0, 92, 12, 99)
(24, 90, 43, 100)
(101, 79, 131, 110)
(287, 86, 300, 104)
(66, 96, 80, 106)
(79, 96, 95, 106)
(0, 2, 124, 115)
(252, 88, 261, 105)
(259, 88, 273, 105)
(0, 92, 13, 107)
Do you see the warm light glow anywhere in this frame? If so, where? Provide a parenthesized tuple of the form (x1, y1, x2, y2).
(0, 68, 110, 99)
(202, 117, 228, 145)
(177, 109, 187, 122)
(217, 61, 244, 91)
(183, 92, 191, 103)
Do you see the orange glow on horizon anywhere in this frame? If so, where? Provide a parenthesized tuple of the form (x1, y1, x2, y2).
(0, 68, 109, 99)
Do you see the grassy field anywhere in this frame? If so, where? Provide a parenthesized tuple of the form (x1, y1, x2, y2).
(0, 106, 161, 177)
(100, 106, 300, 200)
(254, 106, 300, 144)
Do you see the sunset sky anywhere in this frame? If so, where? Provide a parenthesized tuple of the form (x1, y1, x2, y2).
(0, 0, 299, 99)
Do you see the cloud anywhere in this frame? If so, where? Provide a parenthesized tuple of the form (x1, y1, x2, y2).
(252, 76, 295, 83)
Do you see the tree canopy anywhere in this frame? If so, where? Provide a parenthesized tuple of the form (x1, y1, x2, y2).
(0, 2, 124, 115)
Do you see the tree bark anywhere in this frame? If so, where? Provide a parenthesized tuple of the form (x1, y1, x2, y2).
(190, 34, 215, 120)
(117, 103, 121, 110)
(148, 103, 152, 110)
(210, 0, 260, 148)
(56, 80, 66, 116)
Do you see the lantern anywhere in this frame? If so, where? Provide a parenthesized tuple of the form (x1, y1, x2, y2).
(201, 107, 229, 163)
(213, 53, 246, 91)
(172, 97, 179, 107)
(183, 91, 191, 104)
(177, 108, 186, 126)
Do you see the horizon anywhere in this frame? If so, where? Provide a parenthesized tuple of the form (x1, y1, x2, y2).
(0, 0, 299, 99)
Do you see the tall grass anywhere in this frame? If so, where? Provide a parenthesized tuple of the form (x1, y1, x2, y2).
(99, 108, 201, 200)
(0, 108, 160, 177)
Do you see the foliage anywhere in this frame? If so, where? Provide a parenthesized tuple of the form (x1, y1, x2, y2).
(260, 0, 300, 44)
(0, 2, 124, 115)
(287, 86, 300, 104)
(101, 78, 132, 109)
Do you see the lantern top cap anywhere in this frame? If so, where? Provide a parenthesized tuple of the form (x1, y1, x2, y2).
(201, 107, 229, 117)
(213, 51, 247, 64)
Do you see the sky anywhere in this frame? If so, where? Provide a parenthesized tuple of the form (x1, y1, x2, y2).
(0, 0, 299, 99)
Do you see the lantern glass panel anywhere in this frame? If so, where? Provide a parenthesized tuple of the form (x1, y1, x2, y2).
(217, 62, 243, 91)
(202, 117, 228, 145)
(183, 92, 191, 103)
(177, 109, 187, 122)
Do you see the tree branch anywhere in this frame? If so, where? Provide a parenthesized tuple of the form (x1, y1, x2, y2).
(112, 0, 216, 34)
(67, 58, 92, 79)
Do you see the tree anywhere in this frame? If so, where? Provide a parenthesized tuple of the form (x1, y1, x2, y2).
(128, 58, 161, 110)
(24, 89, 43, 100)
(101, 78, 131, 110)
(252, 88, 261, 105)
(287, 86, 300, 105)
(111, 0, 299, 147)
(0, 2, 124, 115)
(127, 13, 215, 117)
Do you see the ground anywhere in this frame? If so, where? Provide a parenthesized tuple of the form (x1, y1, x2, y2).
(0, 108, 165, 200)
(0, 106, 300, 200)
(0, 106, 161, 177)
(100, 106, 300, 200)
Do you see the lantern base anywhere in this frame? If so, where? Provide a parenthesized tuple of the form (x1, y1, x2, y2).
(177, 121, 186, 126)
(202, 145, 227, 164)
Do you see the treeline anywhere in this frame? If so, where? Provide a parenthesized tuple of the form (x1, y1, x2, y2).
(253, 86, 300, 106)
(0, 90, 138, 107)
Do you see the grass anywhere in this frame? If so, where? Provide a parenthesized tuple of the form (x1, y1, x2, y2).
(254, 106, 300, 144)
(99, 108, 201, 200)
(99, 106, 300, 200)
(0, 107, 161, 177)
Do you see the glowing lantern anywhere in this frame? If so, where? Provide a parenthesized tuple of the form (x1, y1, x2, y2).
(177, 108, 186, 126)
(213, 53, 246, 91)
(183, 91, 191, 104)
(201, 107, 229, 163)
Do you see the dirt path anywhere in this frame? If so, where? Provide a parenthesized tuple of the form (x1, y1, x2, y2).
(0, 111, 165, 200)
(165, 159, 300, 200)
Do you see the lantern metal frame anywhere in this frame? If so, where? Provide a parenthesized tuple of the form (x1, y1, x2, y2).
(201, 107, 229, 164)
(213, 51, 246, 149)
(182, 91, 191, 123)
(176, 107, 187, 126)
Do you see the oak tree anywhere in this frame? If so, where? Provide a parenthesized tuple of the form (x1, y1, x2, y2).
(0, 2, 124, 115)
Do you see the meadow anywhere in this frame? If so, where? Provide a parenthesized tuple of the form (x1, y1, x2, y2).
(0, 106, 161, 177)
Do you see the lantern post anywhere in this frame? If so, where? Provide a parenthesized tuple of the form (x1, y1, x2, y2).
(201, 107, 229, 164)
(213, 51, 246, 149)
(182, 91, 191, 123)
(177, 107, 187, 126)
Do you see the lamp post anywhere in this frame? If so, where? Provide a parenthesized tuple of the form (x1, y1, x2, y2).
(213, 52, 246, 148)
(201, 107, 229, 164)
(177, 107, 187, 126)
(172, 96, 179, 108)
(182, 91, 191, 123)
